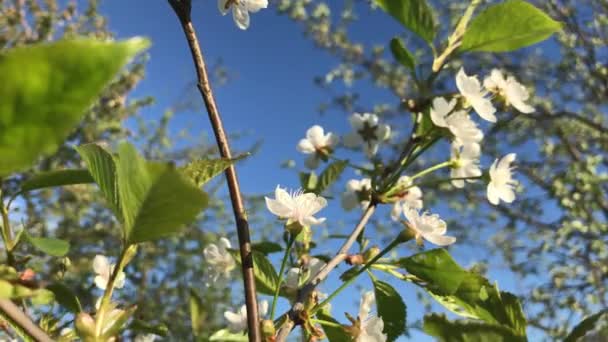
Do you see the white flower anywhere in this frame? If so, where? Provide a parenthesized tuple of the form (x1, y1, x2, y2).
(357, 291, 387, 342)
(341, 178, 372, 210)
(134, 334, 157, 342)
(218, 0, 268, 30)
(484, 69, 534, 114)
(297, 125, 339, 169)
(456, 68, 497, 122)
(450, 142, 482, 188)
(93, 255, 125, 290)
(203, 237, 236, 281)
(224, 300, 269, 333)
(430, 97, 483, 144)
(343, 113, 391, 158)
(284, 257, 326, 293)
(390, 176, 423, 221)
(265, 186, 327, 227)
(487, 153, 518, 205)
(403, 207, 456, 246)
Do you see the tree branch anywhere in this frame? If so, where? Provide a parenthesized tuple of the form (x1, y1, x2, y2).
(0, 299, 52, 342)
(167, 1, 260, 341)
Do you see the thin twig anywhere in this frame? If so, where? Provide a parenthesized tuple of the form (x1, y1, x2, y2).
(167, 1, 260, 341)
(0, 299, 53, 342)
(275, 204, 377, 341)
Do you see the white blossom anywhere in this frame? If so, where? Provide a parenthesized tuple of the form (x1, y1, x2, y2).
(450, 142, 482, 188)
(341, 178, 372, 210)
(134, 334, 157, 342)
(284, 257, 326, 292)
(265, 186, 327, 227)
(224, 300, 269, 333)
(430, 97, 483, 144)
(93, 255, 125, 290)
(357, 291, 387, 342)
(218, 0, 268, 30)
(487, 153, 518, 205)
(403, 208, 456, 246)
(296, 125, 339, 169)
(484, 69, 534, 114)
(343, 113, 391, 158)
(456, 68, 497, 122)
(390, 176, 423, 221)
(203, 237, 236, 281)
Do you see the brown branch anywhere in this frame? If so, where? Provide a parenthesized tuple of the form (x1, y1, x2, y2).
(275, 204, 377, 341)
(0, 299, 52, 342)
(167, 1, 260, 341)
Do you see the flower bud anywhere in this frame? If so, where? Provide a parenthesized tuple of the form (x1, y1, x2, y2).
(75, 313, 96, 338)
(261, 319, 276, 340)
(363, 246, 380, 263)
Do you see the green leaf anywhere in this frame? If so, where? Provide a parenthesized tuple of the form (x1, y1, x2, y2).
(189, 288, 205, 337)
(299, 171, 318, 192)
(46, 283, 82, 313)
(397, 249, 526, 336)
(423, 314, 526, 342)
(23, 230, 70, 257)
(398, 248, 467, 295)
(180, 155, 247, 188)
(129, 319, 169, 337)
(76, 144, 121, 219)
(19, 169, 93, 193)
(390, 37, 416, 71)
(372, 279, 407, 341)
(564, 310, 608, 342)
(115, 143, 208, 244)
(314, 160, 347, 195)
(209, 329, 248, 341)
(375, 0, 437, 44)
(316, 312, 349, 342)
(460, 0, 562, 52)
(251, 241, 283, 255)
(0, 38, 149, 176)
(231, 250, 279, 296)
(339, 266, 360, 282)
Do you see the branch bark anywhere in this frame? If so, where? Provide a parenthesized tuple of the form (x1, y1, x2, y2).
(0, 299, 53, 342)
(167, 1, 260, 341)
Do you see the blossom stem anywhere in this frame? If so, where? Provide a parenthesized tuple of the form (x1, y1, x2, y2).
(270, 234, 296, 320)
(168, 1, 260, 340)
(311, 237, 403, 315)
(310, 318, 343, 328)
(95, 248, 129, 337)
(410, 161, 454, 181)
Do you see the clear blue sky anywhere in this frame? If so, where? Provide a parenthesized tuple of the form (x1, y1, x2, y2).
(100, 1, 527, 341)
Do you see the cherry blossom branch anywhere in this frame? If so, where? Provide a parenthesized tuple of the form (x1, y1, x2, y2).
(275, 203, 377, 341)
(0, 299, 53, 342)
(167, 1, 260, 341)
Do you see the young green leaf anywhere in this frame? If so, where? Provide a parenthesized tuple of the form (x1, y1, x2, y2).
(76, 144, 121, 219)
(375, 0, 437, 44)
(115, 143, 208, 244)
(390, 37, 416, 71)
(180, 155, 247, 188)
(189, 288, 205, 337)
(372, 279, 407, 341)
(0, 38, 149, 177)
(564, 310, 607, 342)
(46, 283, 82, 313)
(23, 230, 70, 257)
(423, 314, 526, 342)
(19, 169, 94, 193)
(209, 329, 248, 341)
(460, 0, 562, 52)
(251, 241, 283, 255)
(231, 250, 279, 296)
(315, 160, 347, 194)
(316, 312, 349, 342)
(398, 248, 467, 295)
(299, 171, 318, 192)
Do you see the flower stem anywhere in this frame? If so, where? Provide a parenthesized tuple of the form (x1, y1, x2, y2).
(310, 318, 343, 328)
(311, 237, 402, 315)
(95, 247, 129, 337)
(270, 234, 295, 320)
(410, 161, 454, 181)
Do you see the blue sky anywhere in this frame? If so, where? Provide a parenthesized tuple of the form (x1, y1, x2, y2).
(99, 1, 530, 340)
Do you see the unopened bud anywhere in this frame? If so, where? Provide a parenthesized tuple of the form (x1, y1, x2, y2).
(75, 313, 96, 338)
(261, 319, 276, 340)
(345, 254, 364, 265)
(363, 246, 380, 263)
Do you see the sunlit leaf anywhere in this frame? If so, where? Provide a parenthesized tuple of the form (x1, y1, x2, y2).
(423, 314, 525, 342)
(372, 279, 407, 341)
(19, 169, 93, 193)
(375, 0, 437, 44)
(23, 230, 70, 257)
(390, 37, 416, 71)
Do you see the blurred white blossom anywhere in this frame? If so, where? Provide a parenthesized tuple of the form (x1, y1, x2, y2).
(343, 113, 391, 157)
(430, 97, 483, 144)
(342, 178, 372, 210)
(265, 186, 327, 227)
(403, 208, 456, 246)
(297, 125, 339, 169)
(450, 142, 482, 188)
(218, 0, 268, 30)
(456, 68, 497, 122)
(134, 334, 157, 342)
(484, 69, 534, 114)
(488, 153, 518, 205)
(93, 255, 125, 290)
(203, 237, 236, 281)
(224, 300, 268, 333)
(390, 176, 423, 221)
(356, 291, 387, 342)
